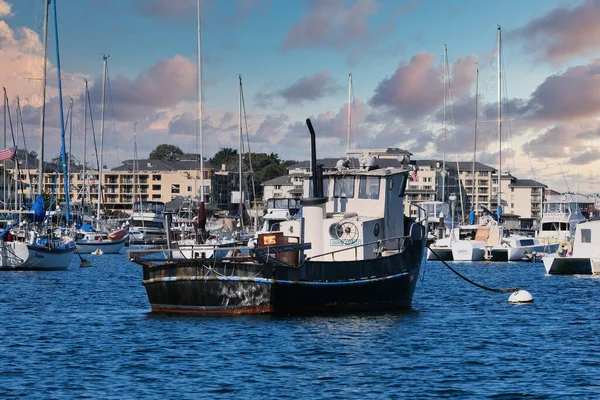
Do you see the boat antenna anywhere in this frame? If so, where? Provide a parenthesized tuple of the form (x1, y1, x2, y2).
(347, 73, 352, 156)
(559, 166, 571, 193)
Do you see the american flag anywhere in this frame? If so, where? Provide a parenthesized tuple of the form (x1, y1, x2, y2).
(409, 169, 418, 181)
(0, 147, 17, 161)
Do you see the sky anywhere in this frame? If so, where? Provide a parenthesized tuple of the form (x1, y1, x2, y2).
(0, 0, 599, 193)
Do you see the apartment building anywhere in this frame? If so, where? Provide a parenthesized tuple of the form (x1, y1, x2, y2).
(5, 153, 236, 216)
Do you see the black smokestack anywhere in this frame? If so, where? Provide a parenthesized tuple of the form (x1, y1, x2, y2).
(306, 118, 323, 198)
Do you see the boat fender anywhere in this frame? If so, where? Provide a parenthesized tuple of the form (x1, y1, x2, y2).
(558, 242, 572, 257)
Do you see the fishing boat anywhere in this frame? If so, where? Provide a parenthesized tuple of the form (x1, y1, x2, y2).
(537, 194, 586, 243)
(127, 201, 167, 245)
(129, 118, 427, 314)
(543, 220, 600, 275)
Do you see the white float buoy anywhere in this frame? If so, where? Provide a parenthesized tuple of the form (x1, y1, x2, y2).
(508, 290, 533, 304)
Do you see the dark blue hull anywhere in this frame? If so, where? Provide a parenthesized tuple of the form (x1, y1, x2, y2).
(140, 237, 425, 315)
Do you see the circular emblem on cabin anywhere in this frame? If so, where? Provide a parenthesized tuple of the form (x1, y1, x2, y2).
(373, 223, 380, 237)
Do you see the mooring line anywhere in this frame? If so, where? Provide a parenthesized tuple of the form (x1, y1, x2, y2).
(427, 246, 519, 293)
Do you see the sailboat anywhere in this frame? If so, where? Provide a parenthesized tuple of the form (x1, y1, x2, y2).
(75, 56, 127, 254)
(0, 0, 76, 270)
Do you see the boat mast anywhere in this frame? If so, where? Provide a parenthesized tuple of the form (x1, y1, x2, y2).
(97, 54, 108, 223)
(496, 26, 502, 215)
(53, 0, 70, 224)
(82, 80, 88, 211)
(347, 73, 352, 153)
(133, 122, 138, 205)
(37, 0, 50, 197)
(197, 0, 204, 205)
(3, 88, 6, 210)
(472, 68, 478, 211)
(238, 75, 243, 229)
(67, 96, 73, 193)
(442, 44, 447, 203)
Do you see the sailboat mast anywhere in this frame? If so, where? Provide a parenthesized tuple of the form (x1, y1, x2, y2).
(82, 80, 88, 210)
(238, 75, 243, 228)
(67, 97, 73, 189)
(347, 73, 352, 152)
(472, 68, 478, 209)
(133, 122, 138, 204)
(3, 89, 6, 210)
(37, 0, 50, 197)
(497, 26, 502, 212)
(53, 0, 70, 224)
(97, 54, 108, 222)
(442, 44, 447, 203)
(197, 0, 204, 203)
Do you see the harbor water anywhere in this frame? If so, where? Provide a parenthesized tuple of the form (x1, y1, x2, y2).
(0, 253, 598, 398)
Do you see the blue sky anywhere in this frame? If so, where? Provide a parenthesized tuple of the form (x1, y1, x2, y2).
(1, 0, 599, 193)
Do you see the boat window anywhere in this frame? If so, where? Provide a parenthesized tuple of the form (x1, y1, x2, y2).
(398, 174, 407, 197)
(358, 176, 380, 199)
(323, 177, 330, 197)
(541, 222, 568, 231)
(581, 228, 591, 243)
(519, 239, 534, 246)
(334, 176, 354, 198)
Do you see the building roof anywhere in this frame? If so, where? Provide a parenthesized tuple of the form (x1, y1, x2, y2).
(112, 158, 217, 172)
(509, 179, 547, 188)
(453, 161, 496, 172)
(262, 175, 293, 186)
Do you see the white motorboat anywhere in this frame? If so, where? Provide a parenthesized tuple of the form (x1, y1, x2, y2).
(75, 228, 127, 254)
(537, 194, 586, 244)
(543, 220, 600, 275)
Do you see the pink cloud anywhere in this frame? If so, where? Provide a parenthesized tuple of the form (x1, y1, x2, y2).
(508, 0, 600, 63)
(0, 0, 13, 18)
(87, 55, 197, 121)
(282, 0, 378, 50)
(369, 52, 444, 121)
(523, 59, 600, 121)
(279, 70, 340, 105)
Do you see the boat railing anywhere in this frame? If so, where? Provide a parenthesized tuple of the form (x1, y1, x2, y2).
(307, 235, 411, 262)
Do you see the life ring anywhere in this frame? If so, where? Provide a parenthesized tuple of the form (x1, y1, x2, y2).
(558, 241, 573, 257)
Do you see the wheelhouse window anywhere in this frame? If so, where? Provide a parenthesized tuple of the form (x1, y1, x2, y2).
(581, 228, 591, 243)
(334, 176, 355, 198)
(398, 174, 407, 197)
(358, 176, 380, 199)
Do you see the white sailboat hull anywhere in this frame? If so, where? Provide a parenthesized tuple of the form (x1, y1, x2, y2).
(76, 238, 126, 254)
(18, 244, 75, 270)
(451, 241, 485, 261)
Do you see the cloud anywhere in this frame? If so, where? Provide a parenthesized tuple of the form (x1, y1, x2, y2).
(522, 59, 600, 121)
(522, 124, 589, 159)
(569, 149, 600, 165)
(282, 0, 378, 50)
(508, 0, 600, 63)
(279, 70, 341, 105)
(87, 55, 197, 122)
(0, 0, 13, 18)
(369, 52, 477, 121)
(131, 0, 198, 21)
(253, 114, 289, 144)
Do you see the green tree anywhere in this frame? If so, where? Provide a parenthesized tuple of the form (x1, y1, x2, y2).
(209, 147, 238, 170)
(28, 150, 38, 159)
(149, 144, 184, 160)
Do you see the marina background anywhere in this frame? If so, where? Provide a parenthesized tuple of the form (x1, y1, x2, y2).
(1, 253, 598, 398)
